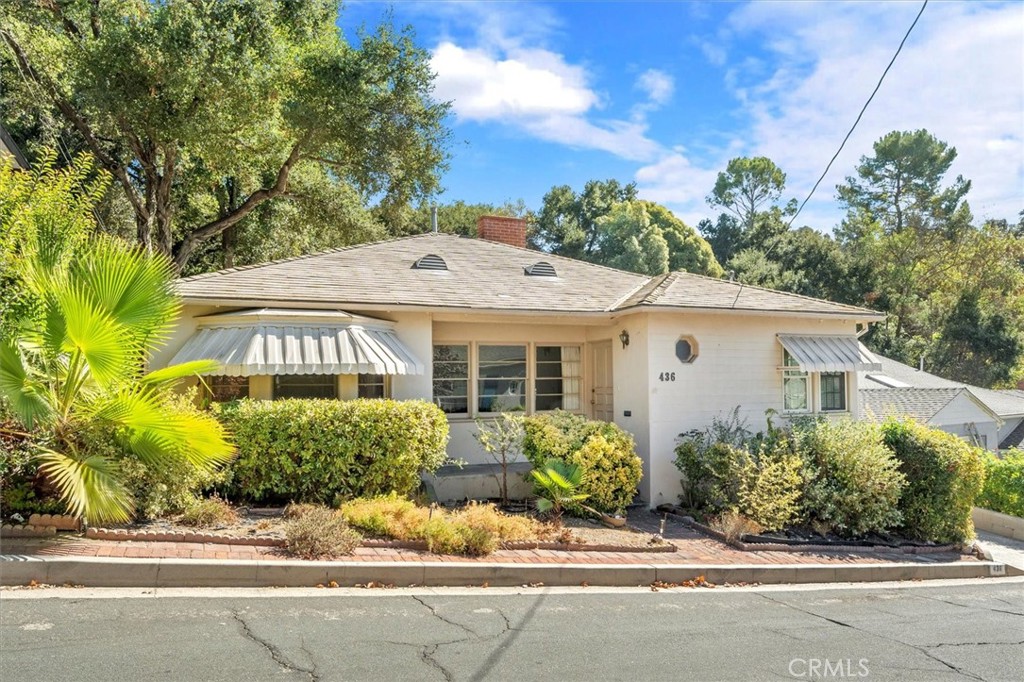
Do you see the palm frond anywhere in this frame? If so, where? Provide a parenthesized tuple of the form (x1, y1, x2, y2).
(0, 341, 51, 428)
(140, 360, 222, 389)
(55, 282, 135, 388)
(34, 447, 133, 524)
(73, 238, 180, 341)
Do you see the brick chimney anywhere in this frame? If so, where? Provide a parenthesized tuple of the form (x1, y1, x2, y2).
(477, 215, 527, 248)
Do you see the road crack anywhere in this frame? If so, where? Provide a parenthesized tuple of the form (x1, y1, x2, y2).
(412, 595, 479, 637)
(232, 610, 320, 681)
(757, 594, 985, 682)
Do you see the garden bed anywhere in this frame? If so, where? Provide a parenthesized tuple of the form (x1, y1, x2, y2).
(85, 505, 674, 554)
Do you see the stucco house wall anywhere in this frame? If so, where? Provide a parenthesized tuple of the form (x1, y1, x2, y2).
(930, 394, 1001, 450)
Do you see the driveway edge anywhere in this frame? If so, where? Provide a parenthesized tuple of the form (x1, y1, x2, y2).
(1, 556, 1017, 588)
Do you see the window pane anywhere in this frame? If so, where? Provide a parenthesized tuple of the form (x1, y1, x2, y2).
(205, 375, 248, 402)
(274, 375, 337, 399)
(535, 345, 582, 412)
(478, 345, 526, 413)
(358, 373, 387, 399)
(821, 372, 846, 411)
(433, 344, 469, 413)
(784, 374, 808, 411)
(784, 350, 801, 367)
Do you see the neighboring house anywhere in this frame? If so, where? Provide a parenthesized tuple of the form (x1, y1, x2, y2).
(859, 354, 1024, 451)
(156, 217, 886, 506)
(0, 123, 28, 170)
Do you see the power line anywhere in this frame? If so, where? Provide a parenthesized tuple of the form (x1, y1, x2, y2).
(786, 0, 929, 230)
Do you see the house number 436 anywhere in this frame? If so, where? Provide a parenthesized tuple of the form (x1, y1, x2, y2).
(658, 372, 676, 382)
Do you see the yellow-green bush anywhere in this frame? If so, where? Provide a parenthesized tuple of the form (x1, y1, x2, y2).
(796, 419, 906, 537)
(219, 399, 448, 504)
(523, 411, 642, 515)
(977, 449, 1024, 518)
(739, 439, 804, 532)
(882, 419, 986, 543)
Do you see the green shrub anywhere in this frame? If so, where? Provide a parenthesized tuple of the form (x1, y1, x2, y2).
(0, 416, 63, 517)
(285, 507, 361, 559)
(673, 440, 752, 512)
(179, 496, 239, 528)
(882, 419, 987, 543)
(522, 411, 642, 514)
(739, 439, 804, 532)
(219, 399, 448, 504)
(796, 419, 906, 537)
(977, 449, 1024, 518)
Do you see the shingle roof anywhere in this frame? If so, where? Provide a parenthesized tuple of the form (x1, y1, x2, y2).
(177, 233, 885, 318)
(859, 355, 1024, 419)
(859, 388, 968, 422)
(615, 270, 882, 317)
(999, 418, 1024, 450)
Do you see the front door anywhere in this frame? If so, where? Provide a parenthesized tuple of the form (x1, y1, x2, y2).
(590, 341, 614, 422)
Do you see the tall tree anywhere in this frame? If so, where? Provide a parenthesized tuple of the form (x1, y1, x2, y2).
(707, 156, 791, 233)
(384, 199, 528, 238)
(532, 179, 637, 259)
(1, 0, 450, 271)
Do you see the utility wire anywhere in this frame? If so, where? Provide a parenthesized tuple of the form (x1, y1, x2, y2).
(785, 0, 929, 230)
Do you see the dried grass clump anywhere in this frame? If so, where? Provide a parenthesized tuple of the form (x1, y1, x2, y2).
(285, 507, 360, 560)
(709, 511, 763, 543)
(179, 497, 239, 528)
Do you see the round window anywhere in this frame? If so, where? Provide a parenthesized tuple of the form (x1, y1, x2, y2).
(676, 336, 698, 363)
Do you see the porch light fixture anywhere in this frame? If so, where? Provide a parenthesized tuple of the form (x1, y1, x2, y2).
(619, 329, 630, 349)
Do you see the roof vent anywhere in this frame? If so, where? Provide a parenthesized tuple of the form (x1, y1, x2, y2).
(413, 254, 448, 271)
(524, 261, 557, 277)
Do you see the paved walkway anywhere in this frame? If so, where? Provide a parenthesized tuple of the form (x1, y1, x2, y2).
(976, 530, 1024, 572)
(2, 513, 975, 567)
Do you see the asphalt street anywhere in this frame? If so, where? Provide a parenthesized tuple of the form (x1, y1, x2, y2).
(1, 579, 1022, 681)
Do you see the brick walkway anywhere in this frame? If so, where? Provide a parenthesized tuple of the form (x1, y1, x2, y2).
(2, 513, 976, 566)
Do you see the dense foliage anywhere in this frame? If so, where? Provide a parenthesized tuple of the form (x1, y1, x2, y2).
(219, 399, 448, 504)
(522, 411, 643, 515)
(1, 0, 450, 271)
(976, 450, 1024, 518)
(881, 419, 987, 543)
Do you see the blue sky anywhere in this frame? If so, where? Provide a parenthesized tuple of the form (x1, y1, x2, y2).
(342, 1, 1023, 231)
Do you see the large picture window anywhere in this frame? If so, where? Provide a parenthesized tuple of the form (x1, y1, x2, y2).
(535, 346, 582, 412)
(274, 375, 337, 399)
(478, 345, 526, 413)
(432, 344, 469, 414)
(820, 372, 847, 412)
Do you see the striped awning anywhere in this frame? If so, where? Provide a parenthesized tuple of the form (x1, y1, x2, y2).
(169, 309, 424, 376)
(778, 334, 881, 373)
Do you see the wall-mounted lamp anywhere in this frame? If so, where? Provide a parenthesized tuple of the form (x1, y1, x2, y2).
(619, 329, 630, 349)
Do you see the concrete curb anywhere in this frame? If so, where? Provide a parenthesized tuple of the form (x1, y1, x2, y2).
(0, 555, 1016, 588)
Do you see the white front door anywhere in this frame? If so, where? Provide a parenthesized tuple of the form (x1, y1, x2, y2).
(590, 341, 614, 422)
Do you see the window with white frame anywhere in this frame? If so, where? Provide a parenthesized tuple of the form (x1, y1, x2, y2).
(478, 345, 527, 413)
(274, 374, 337, 399)
(782, 350, 810, 412)
(820, 372, 847, 412)
(357, 373, 389, 399)
(432, 344, 469, 414)
(535, 345, 582, 411)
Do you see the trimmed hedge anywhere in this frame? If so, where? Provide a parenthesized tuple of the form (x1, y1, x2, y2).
(881, 418, 986, 543)
(977, 449, 1024, 518)
(522, 411, 642, 515)
(218, 398, 448, 504)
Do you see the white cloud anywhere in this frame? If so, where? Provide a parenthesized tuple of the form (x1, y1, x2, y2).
(431, 42, 596, 120)
(424, 3, 664, 162)
(636, 69, 675, 106)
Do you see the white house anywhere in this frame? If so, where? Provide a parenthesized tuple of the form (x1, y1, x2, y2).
(859, 354, 1024, 451)
(157, 217, 886, 507)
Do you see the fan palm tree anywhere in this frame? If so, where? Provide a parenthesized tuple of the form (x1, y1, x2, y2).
(531, 458, 590, 521)
(0, 236, 233, 524)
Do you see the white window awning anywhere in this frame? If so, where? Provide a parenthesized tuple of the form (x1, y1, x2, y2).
(778, 334, 882, 373)
(169, 309, 424, 376)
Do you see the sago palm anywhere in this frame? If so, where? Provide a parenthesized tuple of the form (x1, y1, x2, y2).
(0, 236, 233, 524)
